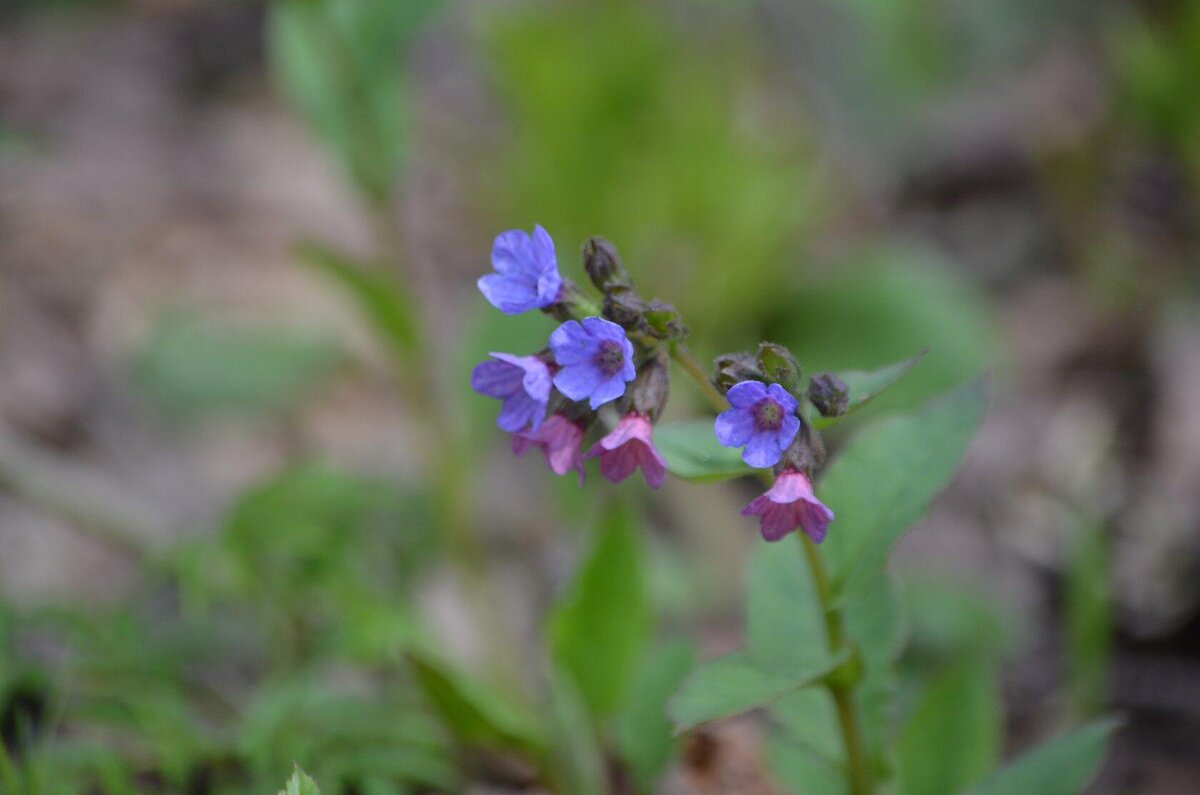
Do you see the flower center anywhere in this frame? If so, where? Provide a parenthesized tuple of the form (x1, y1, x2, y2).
(596, 340, 625, 376)
(753, 398, 785, 431)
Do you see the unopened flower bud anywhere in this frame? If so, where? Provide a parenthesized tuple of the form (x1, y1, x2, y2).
(629, 355, 670, 421)
(757, 342, 801, 391)
(583, 237, 631, 292)
(807, 372, 849, 418)
(644, 300, 687, 340)
(713, 352, 763, 391)
(603, 286, 649, 329)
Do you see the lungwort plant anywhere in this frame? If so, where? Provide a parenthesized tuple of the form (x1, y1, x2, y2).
(452, 225, 1117, 794)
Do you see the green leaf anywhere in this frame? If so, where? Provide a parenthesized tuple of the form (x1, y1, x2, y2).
(549, 504, 650, 720)
(897, 660, 1001, 795)
(298, 242, 417, 361)
(844, 572, 905, 767)
(546, 663, 606, 795)
(903, 576, 1018, 665)
(655, 420, 752, 482)
(964, 719, 1118, 795)
(133, 313, 338, 417)
(268, 0, 440, 202)
(811, 352, 927, 429)
(767, 575, 905, 789)
(820, 379, 988, 604)
(1066, 522, 1113, 718)
(280, 766, 321, 795)
(406, 652, 546, 753)
(779, 249, 994, 415)
(768, 721, 847, 795)
(670, 528, 840, 731)
(616, 640, 695, 790)
(746, 539, 834, 669)
(668, 651, 836, 731)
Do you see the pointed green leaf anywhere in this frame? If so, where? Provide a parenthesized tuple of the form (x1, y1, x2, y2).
(616, 640, 695, 790)
(406, 652, 546, 753)
(549, 504, 650, 720)
(280, 767, 321, 795)
(668, 651, 840, 731)
(654, 420, 752, 482)
(819, 379, 988, 604)
(768, 725, 847, 795)
(964, 719, 1118, 795)
(546, 663, 606, 795)
(746, 538, 834, 669)
(297, 242, 417, 360)
(897, 660, 1002, 795)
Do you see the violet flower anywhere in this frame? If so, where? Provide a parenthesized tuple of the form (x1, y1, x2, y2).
(741, 469, 835, 543)
(512, 413, 586, 483)
(714, 380, 801, 468)
(471, 353, 553, 432)
(548, 317, 636, 409)
(586, 413, 667, 489)
(478, 225, 563, 314)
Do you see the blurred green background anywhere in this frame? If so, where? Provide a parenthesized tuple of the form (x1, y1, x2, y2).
(0, 0, 1197, 792)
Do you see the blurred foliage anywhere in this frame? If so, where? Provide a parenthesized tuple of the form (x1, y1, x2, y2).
(776, 248, 994, 416)
(180, 463, 437, 665)
(133, 314, 340, 419)
(279, 767, 321, 795)
(1065, 521, 1114, 719)
(0, 458, 449, 795)
(1112, 2, 1200, 173)
(484, 0, 822, 341)
(268, 0, 442, 204)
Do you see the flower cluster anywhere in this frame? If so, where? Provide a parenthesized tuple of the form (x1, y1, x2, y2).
(471, 226, 845, 543)
(472, 227, 668, 489)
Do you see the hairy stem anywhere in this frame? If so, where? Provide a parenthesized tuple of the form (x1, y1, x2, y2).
(668, 342, 728, 414)
(800, 532, 873, 795)
(668, 345, 873, 794)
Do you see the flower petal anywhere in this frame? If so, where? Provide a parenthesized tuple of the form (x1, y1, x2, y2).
(638, 442, 667, 489)
(798, 499, 833, 543)
(597, 441, 640, 483)
(714, 407, 755, 448)
(471, 359, 521, 398)
(766, 382, 799, 413)
(777, 413, 801, 450)
(478, 273, 538, 314)
(580, 316, 624, 342)
(743, 431, 783, 469)
(491, 229, 539, 280)
(727, 380, 769, 408)
(548, 320, 596, 365)
(554, 363, 604, 402)
(588, 374, 629, 409)
(497, 393, 543, 433)
(760, 504, 800, 542)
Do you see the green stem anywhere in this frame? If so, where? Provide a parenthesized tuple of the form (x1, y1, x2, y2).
(667, 344, 872, 794)
(668, 342, 728, 413)
(799, 532, 873, 795)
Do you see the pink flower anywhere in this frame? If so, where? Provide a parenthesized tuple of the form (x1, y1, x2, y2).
(512, 413, 585, 483)
(586, 413, 667, 489)
(740, 469, 834, 543)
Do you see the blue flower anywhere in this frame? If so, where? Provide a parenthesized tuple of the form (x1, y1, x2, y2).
(549, 317, 636, 409)
(478, 225, 563, 314)
(471, 353, 553, 432)
(714, 380, 801, 468)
